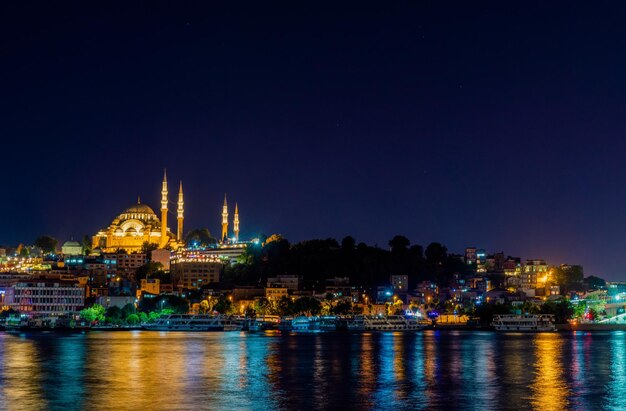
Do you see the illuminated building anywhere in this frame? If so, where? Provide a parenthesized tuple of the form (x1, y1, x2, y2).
(61, 240, 82, 255)
(476, 249, 487, 272)
(105, 252, 147, 275)
(170, 250, 221, 290)
(522, 259, 548, 291)
(92, 171, 183, 253)
(177, 181, 184, 241)
(4, 277, 85, 315)
(139, 278, 161, 296)
(233, 203, 240, 242)
(221, 194, 229, 242)
(160, 170, 169, 248)
(465, 247, 477, 265)
(265, 287, 288, 300)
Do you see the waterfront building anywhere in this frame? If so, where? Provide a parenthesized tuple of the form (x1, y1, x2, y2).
(607, 282, 626, 297)
(4, 277, 85, 315)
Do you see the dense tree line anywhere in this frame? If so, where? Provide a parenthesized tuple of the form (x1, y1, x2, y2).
(224, 235, 474, 291)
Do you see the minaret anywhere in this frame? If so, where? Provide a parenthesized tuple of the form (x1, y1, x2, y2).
(160, 169, 168, 248)
(221, 194, 229, 242)
(233, 203, 240, 242)
(177, 181, 184, 242)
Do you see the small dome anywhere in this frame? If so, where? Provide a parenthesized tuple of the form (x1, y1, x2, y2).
(126, 227, 137, 233)
(123, 203, 156, 215)
(63, 240, 81, 247)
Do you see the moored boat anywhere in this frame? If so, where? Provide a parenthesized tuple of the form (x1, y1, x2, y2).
(142, 314, 243, 331)
(346, 315, 426, 332)
(4, 315, 90, 333)
(491, 314, 556, 332)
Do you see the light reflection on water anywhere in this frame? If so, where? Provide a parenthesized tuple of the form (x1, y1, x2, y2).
(531, 334, 567, 411)
(0, 330, 624, 410)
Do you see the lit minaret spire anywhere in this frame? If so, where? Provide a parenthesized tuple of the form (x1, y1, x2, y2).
(177, 181, 184, 242)
(160, 169, 168, 248)
(221, 194, 229, 242)
(234, 203, 240, 242)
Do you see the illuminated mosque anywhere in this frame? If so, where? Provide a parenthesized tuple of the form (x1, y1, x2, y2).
(92, 171, 240, 252)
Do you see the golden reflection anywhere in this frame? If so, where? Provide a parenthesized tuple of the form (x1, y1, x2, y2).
(392, 333, 407, 401)
(1, 337, 46, 409)
(358, 333, 375, 398)
(264, 337, 282, 389)
(87, 332, 192, 410)
(531, 334, 569, 411)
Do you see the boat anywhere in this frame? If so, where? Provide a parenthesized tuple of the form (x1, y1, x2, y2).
(491, 314, 556, 332)
(4, 315, 90, 333)
(346, 315, 426, 331)
(247, 315, 280, 331)
(291, 316, 320, 332)
(319, 316, 338, 331)
(142, 314, 243, 331)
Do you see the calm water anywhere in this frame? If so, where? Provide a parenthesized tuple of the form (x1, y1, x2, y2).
(0, 330, 624, 410)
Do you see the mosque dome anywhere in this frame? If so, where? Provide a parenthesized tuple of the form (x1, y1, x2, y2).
(61, 240, 83, 256)
(123, 203, 156, 215)
(116, 199, 159, 224)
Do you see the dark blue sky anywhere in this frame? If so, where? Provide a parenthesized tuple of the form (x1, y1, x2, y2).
(2, 2, 626, 279)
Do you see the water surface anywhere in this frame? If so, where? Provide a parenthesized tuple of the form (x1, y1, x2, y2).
(0, 330, 623, 410)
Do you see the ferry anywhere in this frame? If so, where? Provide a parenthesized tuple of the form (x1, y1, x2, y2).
(319, 316, 338, 331)
(292, 316, 313, 331)
(491, 314, 557, 332)
(247, 315, 280, 331)
(288, 316, 323, 332)
(346, 315, 426, 332)
(142, 314, 243, 332)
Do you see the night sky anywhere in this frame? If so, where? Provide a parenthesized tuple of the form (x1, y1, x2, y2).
(2, 2, 626, 279)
